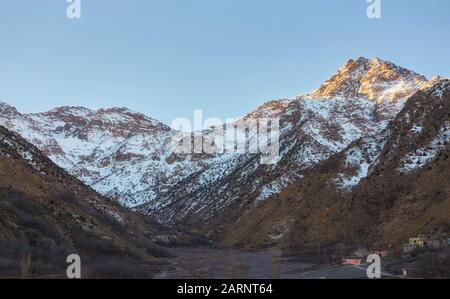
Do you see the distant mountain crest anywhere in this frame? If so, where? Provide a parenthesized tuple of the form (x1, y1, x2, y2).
(0, 101, 20, 116)
(313, 57, 429, 102)
(0, 57, 445, 230)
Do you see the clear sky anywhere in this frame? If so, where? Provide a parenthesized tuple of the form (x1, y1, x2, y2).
(1, 0, 449, 125)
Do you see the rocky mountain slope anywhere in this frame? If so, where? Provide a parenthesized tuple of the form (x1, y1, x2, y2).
(218, 78, 450, 250)
(313, 57, 428, 102)
(136, 57, 430, 227)
(0, 57, 432, 234)
(0, 125, 173, 278)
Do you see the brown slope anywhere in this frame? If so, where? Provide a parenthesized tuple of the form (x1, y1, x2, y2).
(0, 126, 171, 278)
(218, 79, 450, 251)
(347, 79, 450, 246)
(216, 145, 354, 250)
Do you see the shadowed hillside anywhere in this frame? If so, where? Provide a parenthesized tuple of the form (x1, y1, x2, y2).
(0, 126, 174, 278)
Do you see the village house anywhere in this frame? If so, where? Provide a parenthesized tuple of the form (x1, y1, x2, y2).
(345, 248, 391, 262)
(402, 234, 448, 253)
(426, 237, 442, 249)
(403, 235, 427, 253)
(342, 257, 362, 266)
(402, 243, 417, 254)
(409, 234, 429, 248)
(375, 250, 391, 257)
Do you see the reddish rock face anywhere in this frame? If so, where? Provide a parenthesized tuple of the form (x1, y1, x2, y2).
(313, 57, 428, 102)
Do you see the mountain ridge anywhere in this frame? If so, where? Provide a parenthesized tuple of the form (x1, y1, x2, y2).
(217, 78, 450, 250)
(0, 58, 442, 236)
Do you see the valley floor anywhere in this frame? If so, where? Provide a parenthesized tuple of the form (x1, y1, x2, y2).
(154, 247, 404, 279)
(2, 245, 445, 279)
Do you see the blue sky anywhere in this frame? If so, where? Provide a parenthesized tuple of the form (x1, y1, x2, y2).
(1, 0, 449, 125)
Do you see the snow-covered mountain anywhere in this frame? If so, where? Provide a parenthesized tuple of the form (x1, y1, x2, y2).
(135, 57, 430, 227)
(218, 78, 450, 249)
(313, 57, 428, 102)
(0, 57, 431, 229)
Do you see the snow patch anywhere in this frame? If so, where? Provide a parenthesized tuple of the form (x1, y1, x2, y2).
(399, 123, 450, 173)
